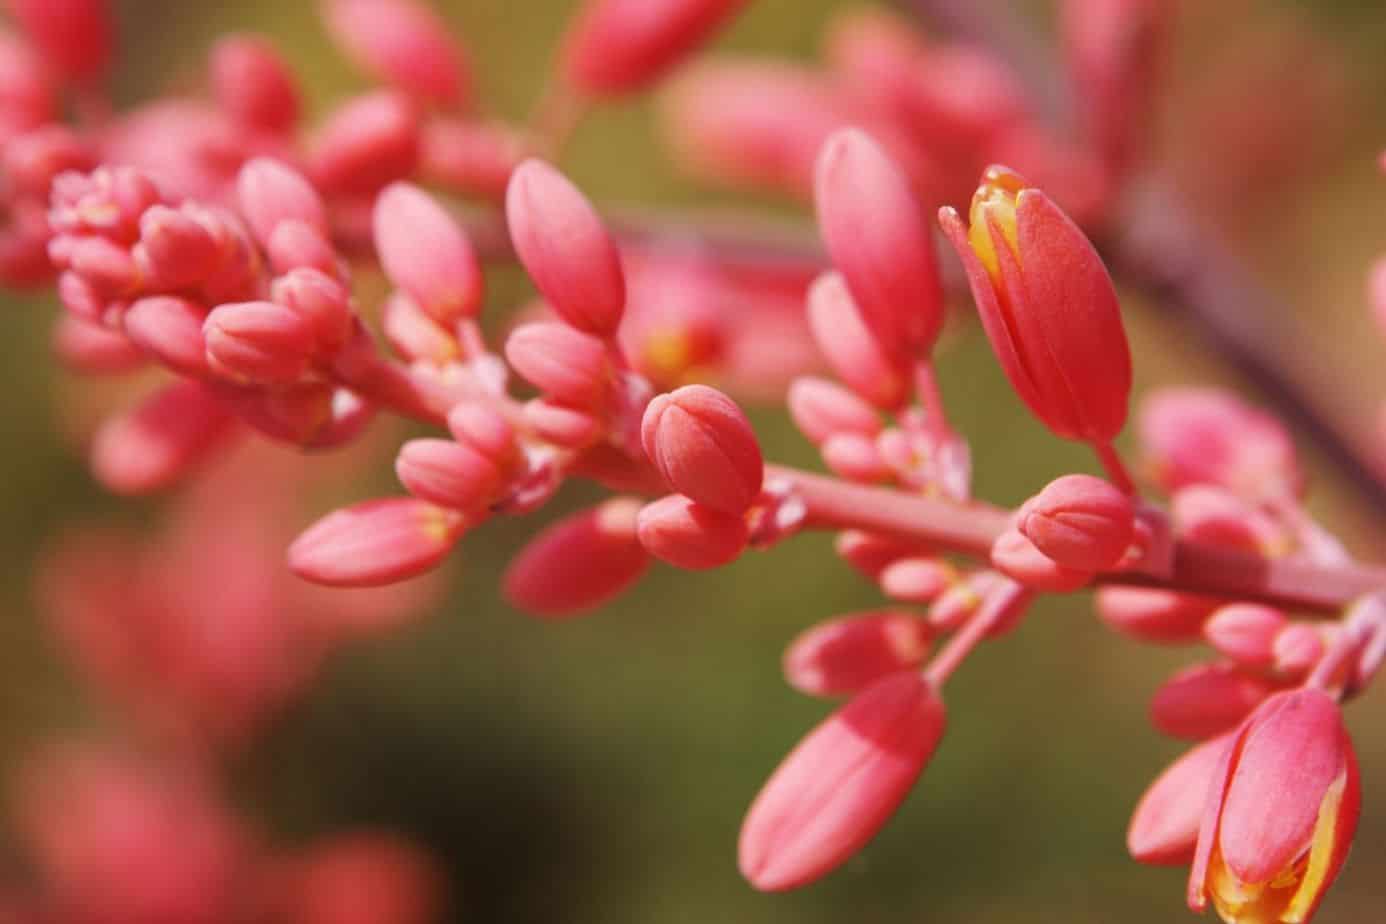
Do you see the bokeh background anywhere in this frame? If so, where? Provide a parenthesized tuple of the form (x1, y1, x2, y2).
(4, 1, 1386, 921)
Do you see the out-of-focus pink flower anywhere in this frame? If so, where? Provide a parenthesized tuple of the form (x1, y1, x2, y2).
(834, 530, 930, 579)
(1150, 662, 1279, 741)
(237, 158, 329, 248)
(636, 494, 747, 570)
(506, 159, 626, 337)
(5, 125, 94, 199)
(420, 117, 525, 201)
(290, 498, 465, 587)
(0, 31, 55, 142)
(739, 671, 945, 892)
(89, 381, 236, 495)
(5, 0, 113, 85)
(1096, 586, 1221, 643)
(1018, 474, 1134, 571)
(382, 293, 458, 364)
(1188, 688, 1359, 923)
(1172, 485, 1292, 557)
(806, 272, 910, 410)
(502, 498, 650, 617)
(505, 321, 612, 408)
(263, 832, 443, 924)
(783, 611, 931, 698)
(562, 0, 749, 96)
(1203, 603, 1288, 669)
(788, 376, 881, 446)
(374, 181, 482, 325)
(52, 315, 145, 375)
(940, 166, 1131, 445)
(814, 128, 943, 361)
(1128, 733, 1234, 866)
(323, 0, 471, 108)
(878, 557, 957, 603)
(1272, 624, 1328, 680)
(210, 35, 301, 133)
(308, 92, 421, 197)
(642, 384, 763, 515)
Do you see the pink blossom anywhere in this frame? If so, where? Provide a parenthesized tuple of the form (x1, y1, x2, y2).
(373, 181, 483, 325)
(289, 498, 465, 587)
(642, 384, 764, 515)
(1128, 733, 1235, 866)
(308, 91, 421, 197)
(502, 498, 650, 617)
(89, 381, 235, 495)
(782, 611, 931, 697)
(636, 494, 748, 570)
(323, 0, 471, 108)
(1150, 662, 1279, 741)
(1017, 473, 1135, 571)
(210, 35, 301, 133)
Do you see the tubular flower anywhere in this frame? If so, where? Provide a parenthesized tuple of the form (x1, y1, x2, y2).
(1188, 688, 1360, 924)
(939, 166, 1132, 445)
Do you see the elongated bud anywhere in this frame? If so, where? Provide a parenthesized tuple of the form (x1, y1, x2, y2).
(642, 384, 763, 515)
(503, 498, 650, 617)
(788, 376, 881, 445)
(1018, 474, 1134, 571)
(123, 295, 211, 377)
(1150, 662, 1278, 741)
(562, 0, 749, 96)
(446, 401, 516, 466)
(1188, 688, 1360, 923)
(523, 399, 602, 450)
(382, 293, 458, 364)
(783, 611, 931, 698)
(822, 432, 891, 482)
(289, 498, 464, 587)
(204, 300, 316, 385)
(130, 206, 221, 290)
(504, 322, 611, 407)
(834, 530, 931, 578)
(395, 438, 501, 513)
(53, 316, 145, 375)
(210, 36, 300, 133)
(636, 494, 747, 570)
(990, 527, 1093, 592)
(236, 158, 328, 247)
(814, 128, 943, 360)
(1140, 387, 1302, 502)
(90, 382, 235, 495)
(323, 0, 471, 108)
(271, 268, 354, 355)
(1272, 624, 1326, 680)
(940, 166, 1131, 444)
(878, 557, 956, 603)
(506, 159, 626, 337)
(373, 182, 482, 326)
(739, 672, 945, 892)
(1128, 733, 1234, 866)
(1204, 603, 1288, 668)
(1096, 586, 1221, 643)
(7, 0, 113, 84)
(308, 92, 420, 196)
(421, 117, 526, 201)
(806, 272, 910, 409)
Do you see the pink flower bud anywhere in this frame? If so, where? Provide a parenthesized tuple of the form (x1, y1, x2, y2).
(1128, 733, 1234, 866)
(66, 236, 139, 297)
(266, 220, 339, 277)
(506, 159, 626, 337)
(1271, 624, 1326, 679)
(323, 0, 471, 108)
(271, 267, 354, 355)
(6, 0, 113, 84)
(783, 611, 931, 698)
(834, 530, 930, 579)
(374, 182, 483, 325)
(52, 315, 144, 375)
(1017, 474, 1134, 571)
(814, 128, 943, 360)
(131, 205, 222, 290)
(420, 117, 525, 201)
(990, 527, 1093, 592)
(1188, 688, 1360, 923)
(445, 402, 516, 464)
(806, 271, 910, 409)
(289, 498, 464, 587)
(642, 384, 763, 515)
(395, 438, 501, 512)
(636, 494, 747, 570)
(562, 0, 749, 96)
(1096, 587, 1221, 643)
(502, 498, 650, 617)
(504, 321, 612, 407)
(0, 32, 55, 139)
(309, 92, 421, 197)
(204, 300, 316, 385)
(123, 295, 211, 377)
(236, 158, 328, 247)
(739, 672, 945, 892)
(822, 432, 891, 482)
(940, 166, 1131, 444)
(1172, 485, 1291, 557)
(1203, 603, 1288, 668)
(523, 399, 602, 450)
(90, 382, 235, 495)
(878, 557, 956, 603)
(1139, 387, 1302, 501)
(787, 376, 881, 445)
(209, 35, 301, 133)
(382, 293, 458, 364)
(1150, 662, 1278, 741)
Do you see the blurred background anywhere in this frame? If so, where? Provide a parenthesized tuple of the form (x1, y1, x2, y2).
(4, 0, 1386, 921)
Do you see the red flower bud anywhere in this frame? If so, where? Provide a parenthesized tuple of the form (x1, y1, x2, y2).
(204, 300, 316, 385)
(788, 376, 882, 446)
(1150, 662, 1279, 741)
(502, 498, 650, 617)
(289, 498, 464, 587)
(7, 0, 113, 85)
(374, 182, 483, 326)
(642, 384, 763, 515)
(90, 382, 235, 495)
(1204, 603, 1288, 669)
(806, 272, 910, 409)
(1018, 474, 1134, 571)
(323, 0, 471, 108)
(990, 527, 1093, 592)
(636, 494, 748, 570)
(308, 92, 421, 197)
(123, 295, 211, 378)
(1095, 587, 1221, 644)
(504, 322, 612, 408)
(209, 35, 301, 133)
(382, 293, 458, 364)
(395, 438, 501, 513)
(878, 557, 957, 603)
(782, 611, 931, 698)
(236, 158, 328, 248)
(1128, 733, 1235, 867)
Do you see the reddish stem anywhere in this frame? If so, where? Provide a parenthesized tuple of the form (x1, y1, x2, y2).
(925, 579, 1032, 686)
(1094, 441, 1136, 495)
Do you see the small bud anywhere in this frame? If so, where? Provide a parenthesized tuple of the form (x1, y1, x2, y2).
(642, 384, 763, 515)
(123, 295, 212, 378)
(1095, 587, 1221, 643)
(289, 498, 464, 587)
(1150, 662, 1278, 741)
(308, 92, 421, 197)
(506, 159, 626, 336)
(787, 376, 881, 446)
(445, 401, 517, 465)
(878, 557, 956, 603)
(814, 128, 943, 360)
(523, 399, 602, 450)
(990, 527, 1093, 592)
(636, 494, 748, 570)
(502, 498, 650, 617)
(1203, 603, 1288, 668)
(90, 382, 235, 495)
(209, 35, 301, 133)
(783, 611, 931, 697)
(806, 272, 910, 410)
(374, 182, 483, 325)
(822, 432, 891, 482)
(562, 0, 749, 96)
(1128, 733, 1235, 867)
(204, 300, 316, 385)
(1018, 474, 1134, 571)
(323, 0, 471, 108)
(266, 221, 339, 277)
(940, 166, 1131, 444)
(52, 316, 145, 375)
(1271, 624, 1326, 679)
(236, 158, 328, 247)
(395, 438, 501, 512)
(271, 268, 354, 355)
(739, 672, 945, 892)
(132, 205, 222, 290)
(504, 322, 612, 407)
